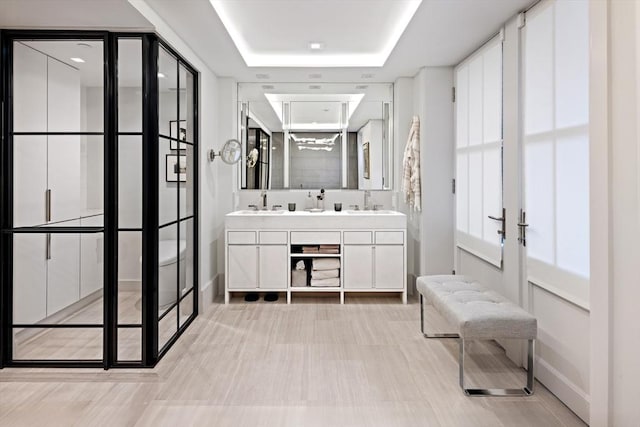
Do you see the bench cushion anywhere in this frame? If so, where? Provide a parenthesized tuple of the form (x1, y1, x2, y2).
(417, 275, 537, 340)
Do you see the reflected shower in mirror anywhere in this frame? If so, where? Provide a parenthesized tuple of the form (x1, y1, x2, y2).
(238, 83, 393, 190)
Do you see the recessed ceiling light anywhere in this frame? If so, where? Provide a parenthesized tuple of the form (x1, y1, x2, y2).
(361, 73, 374, 79)
(323, 108, 330, 112)
(70, 57, 85, 63)
(158, 72, 166, 78)
(261, 84, 274, 90)
(256, 73, 270, 79)
(309, 85, 321, 90)
(355, 85, 369, 89)
(77, 42, 91, 49)
(309, 42, 324, 51)
(309, 73, 322, 79)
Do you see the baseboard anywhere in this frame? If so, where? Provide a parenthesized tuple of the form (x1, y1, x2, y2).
(199, 276, 219, 312)
(536, 356, 590, 423)
(407, 273, 416, 296)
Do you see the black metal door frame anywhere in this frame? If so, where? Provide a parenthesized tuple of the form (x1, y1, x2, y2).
(0, 30, 199, 369)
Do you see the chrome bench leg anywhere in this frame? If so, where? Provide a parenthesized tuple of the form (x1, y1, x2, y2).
(420, 294, 459, 339)
(459, 338, 535, 396)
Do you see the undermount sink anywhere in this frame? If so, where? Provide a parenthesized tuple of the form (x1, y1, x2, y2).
(237, 210, 285, 215)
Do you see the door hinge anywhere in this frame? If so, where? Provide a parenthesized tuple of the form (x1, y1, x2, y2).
(452, 87, 456, 103)
(452, 179, 456, 194)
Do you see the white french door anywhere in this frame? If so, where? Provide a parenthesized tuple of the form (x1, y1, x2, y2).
(521, 0, 590, 308)
(455, 34, 504, 268)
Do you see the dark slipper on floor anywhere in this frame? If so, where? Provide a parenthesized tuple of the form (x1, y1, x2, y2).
(264, 293, 279, 302)
(244, 292, 259, 302)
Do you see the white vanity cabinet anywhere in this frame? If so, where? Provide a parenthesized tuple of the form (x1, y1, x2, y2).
(226, 231, 288, 300)
(225, 211, 407, 304)
(343, 231, 405, 291)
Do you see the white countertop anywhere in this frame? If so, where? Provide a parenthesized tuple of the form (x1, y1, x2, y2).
(225, 209, 407, 230)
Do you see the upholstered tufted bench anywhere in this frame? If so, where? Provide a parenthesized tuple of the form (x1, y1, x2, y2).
(416, 275, 537, 396)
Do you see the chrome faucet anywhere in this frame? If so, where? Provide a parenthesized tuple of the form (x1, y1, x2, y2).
(260, 191, 267, 210)
(364, 190, 371, 210)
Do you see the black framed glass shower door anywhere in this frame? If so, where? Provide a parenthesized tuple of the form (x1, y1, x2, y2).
(0, 30, 199, 369)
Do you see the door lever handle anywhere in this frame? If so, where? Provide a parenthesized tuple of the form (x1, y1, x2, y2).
(517, 223, 529, 227)
(487, 208, 506, 238)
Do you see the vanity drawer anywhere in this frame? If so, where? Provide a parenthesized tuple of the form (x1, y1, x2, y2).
(259, 231, 288, 244)
(375, 231, 404, 245)
(227, 231, 257, 244)
(343, 231, 372, 244)
(290, 231, 340, 244)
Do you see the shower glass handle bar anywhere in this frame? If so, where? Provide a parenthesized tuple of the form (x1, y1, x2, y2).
(45, 188, 51, 222)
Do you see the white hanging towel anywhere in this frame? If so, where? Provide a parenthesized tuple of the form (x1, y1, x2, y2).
(402, 116, 421, 212)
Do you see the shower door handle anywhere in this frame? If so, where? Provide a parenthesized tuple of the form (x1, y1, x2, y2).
(46, 233, 52, 260)
(45, 189, 52, 222)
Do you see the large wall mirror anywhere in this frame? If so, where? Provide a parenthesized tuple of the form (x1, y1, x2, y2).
(237, 83, 393, 190)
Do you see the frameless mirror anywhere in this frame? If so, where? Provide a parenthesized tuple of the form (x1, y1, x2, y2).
(237, 83, 393, 190)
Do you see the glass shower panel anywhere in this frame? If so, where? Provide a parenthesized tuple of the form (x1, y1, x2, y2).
(117, 327, 142, 361)
(158, 306, 178, 351)
(118, 136, 142, 229)
(159, 138, 179, 226)
(12, 234, 47, 325)
(179, 218, 195, 295)
(118, 231, 142, 325)
(179, 291, 194, 328)
(13, 231, 104, 326)
(118, 38, 142, 133)
(178, 64, 195, 144)
(179, 144, 194, 220)
(16, 40, 104, 133)
(13, 328, 102, 360)
(12, 136, 47, 228)
(158, 224, 179, 316)
(158, 47, 178, 140)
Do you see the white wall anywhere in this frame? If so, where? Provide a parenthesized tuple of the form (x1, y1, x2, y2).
(393, 77, 419, 289)
(414, 67, 455, 276)
(601, 1, 640, 424)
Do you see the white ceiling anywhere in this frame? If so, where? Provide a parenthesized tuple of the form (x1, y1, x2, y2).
(0, 0, 534, 83)
(209, 0, 421, 67)
(145, 0, 533, 82)
(0, 0, 152, 30)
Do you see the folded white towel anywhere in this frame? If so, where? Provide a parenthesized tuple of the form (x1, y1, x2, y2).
(295, 260, 306, 271)
(291, 270, 307, 287)
(311, 269, 339, 279)
(312, 258, 340, 271)
(310, 277, 340, 287)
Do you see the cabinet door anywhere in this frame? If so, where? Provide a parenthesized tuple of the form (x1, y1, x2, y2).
(228, 245, 258, 289)
(343, 245, 373, 289)
(374, 245, 404, 289)
(13, 234, 47, 324)
(47, 232, 81, 316)
(258, 245, 288, 290)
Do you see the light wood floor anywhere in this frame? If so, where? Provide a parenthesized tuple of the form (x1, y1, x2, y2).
(0, 295, 586, 427)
